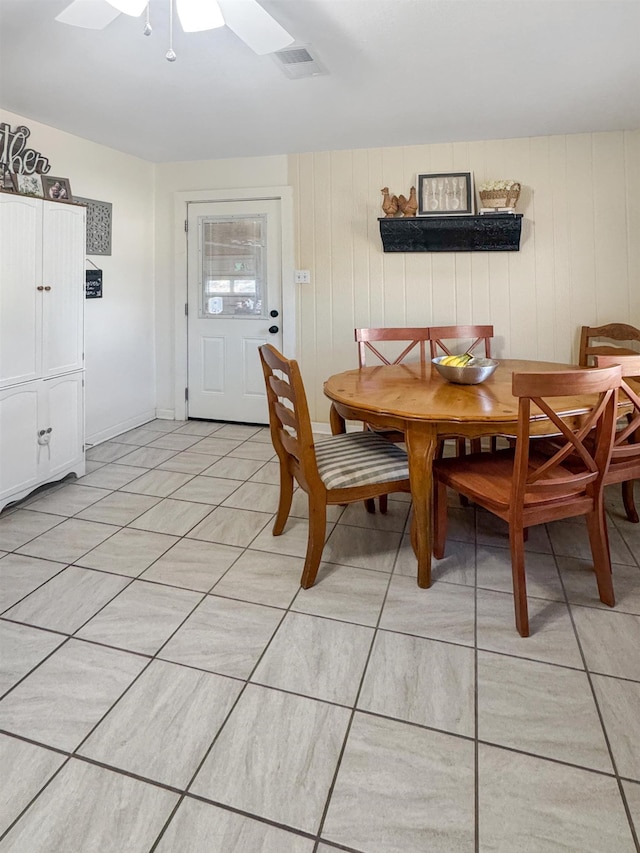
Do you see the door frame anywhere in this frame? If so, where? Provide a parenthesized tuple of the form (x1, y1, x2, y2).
(172, 186, 295, 422)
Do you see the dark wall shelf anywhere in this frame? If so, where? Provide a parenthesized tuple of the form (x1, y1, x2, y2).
(379, 214, 523, 253)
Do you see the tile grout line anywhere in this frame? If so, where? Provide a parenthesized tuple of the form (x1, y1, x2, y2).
(312, 501, 409, 849)
(1, 422, 639, 848)
(552, 530, 640, 853)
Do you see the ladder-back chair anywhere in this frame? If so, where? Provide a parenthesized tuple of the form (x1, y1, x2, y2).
(259, 344, 411, 588)
(433, 365, 622, 637)
(579, 323, 640, 367)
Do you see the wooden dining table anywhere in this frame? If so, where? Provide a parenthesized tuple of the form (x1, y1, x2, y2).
(324, 358, 627, 588)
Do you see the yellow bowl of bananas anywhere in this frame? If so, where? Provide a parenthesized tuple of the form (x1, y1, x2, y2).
(432, 353, 499, 385)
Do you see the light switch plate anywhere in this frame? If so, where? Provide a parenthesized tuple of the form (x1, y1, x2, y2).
(295, 269, 311, 284)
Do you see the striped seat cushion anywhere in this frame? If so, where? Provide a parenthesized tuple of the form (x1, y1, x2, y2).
(313, 431, 409, 490)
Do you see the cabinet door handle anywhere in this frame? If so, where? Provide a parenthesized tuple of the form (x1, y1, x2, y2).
(44, 286, 52, 292)
(37, 286, 44, 291)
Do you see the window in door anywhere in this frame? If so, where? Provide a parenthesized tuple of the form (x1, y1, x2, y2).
(200, 216, 267, 319)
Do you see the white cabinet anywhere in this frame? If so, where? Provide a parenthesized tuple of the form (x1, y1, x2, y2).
(1, 195, 85, 388)
(0, 194, 85, 512)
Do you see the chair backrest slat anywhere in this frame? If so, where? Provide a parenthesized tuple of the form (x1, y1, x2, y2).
(269, 374, 295, 403)
(274, 399, 297, 431)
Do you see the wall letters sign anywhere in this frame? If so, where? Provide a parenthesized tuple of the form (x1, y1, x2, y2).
(0, 123, 51, 176)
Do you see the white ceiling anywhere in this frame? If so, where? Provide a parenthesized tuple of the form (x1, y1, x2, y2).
(0, 0, 639, 163)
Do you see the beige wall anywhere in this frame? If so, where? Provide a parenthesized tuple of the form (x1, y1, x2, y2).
(0, 110, 156, 443)
(290, 131, 640, 422)
(3, 114, 638, 434)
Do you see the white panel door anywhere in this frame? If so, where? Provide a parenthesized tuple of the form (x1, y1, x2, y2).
(41, 201, 85, 378)
(0, 381, 41, 503)
(0, 195, 42, 389)
(187, 199, 283, 423)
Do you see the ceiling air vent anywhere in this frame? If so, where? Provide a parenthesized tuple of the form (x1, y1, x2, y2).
(272, 45, 327, 79)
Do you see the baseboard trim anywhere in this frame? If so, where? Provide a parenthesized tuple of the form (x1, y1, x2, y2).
(85, 408, 157, 447)
(155, 408, 175, 421)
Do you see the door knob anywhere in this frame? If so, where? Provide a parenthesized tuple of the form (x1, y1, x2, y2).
(270, 309, 279, 318)
(269, 325, 279, 334)
(37, 286, 44, 291)
(44, 286, 52, 292)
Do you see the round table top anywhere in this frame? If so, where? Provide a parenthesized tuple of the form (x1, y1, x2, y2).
(324, 358, 588, 426)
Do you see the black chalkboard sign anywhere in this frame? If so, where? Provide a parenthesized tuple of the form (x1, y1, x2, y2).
(85, 269, 103, 299)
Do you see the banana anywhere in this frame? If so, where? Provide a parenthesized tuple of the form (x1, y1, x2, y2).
(441, 353, 472, 367)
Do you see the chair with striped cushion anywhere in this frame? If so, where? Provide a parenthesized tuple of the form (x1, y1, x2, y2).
(259, 343, 411, 588)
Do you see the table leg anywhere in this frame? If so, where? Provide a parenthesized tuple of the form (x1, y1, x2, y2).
(405, 422, 438, 588)
(329, 403, 347, 435)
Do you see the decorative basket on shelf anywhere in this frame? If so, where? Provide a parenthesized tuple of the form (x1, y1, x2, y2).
(478, 181, 521, 210)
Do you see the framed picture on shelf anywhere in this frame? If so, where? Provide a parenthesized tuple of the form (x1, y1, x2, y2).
(0, 165, 16, 192)
(417, 172, 474, 216)
(42, 175, 73, 201)
(15, 172, 44, 197)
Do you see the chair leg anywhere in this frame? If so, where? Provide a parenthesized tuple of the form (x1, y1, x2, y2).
(300, 502, 327, 589)
(379, 494, 388, 514)
(469, 438, 482, 454)
(586, 505, 615, 607)
(509, 526, 530, 637)
(273, 466, 294, 535)
(365, 498, 376, 514)
(621, 480, 639, 523)
(433, 480, 448, 560)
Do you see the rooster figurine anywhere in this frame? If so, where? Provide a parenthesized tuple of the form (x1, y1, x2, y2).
(397, 186, 418, 217)
(381, 187, 399, 218)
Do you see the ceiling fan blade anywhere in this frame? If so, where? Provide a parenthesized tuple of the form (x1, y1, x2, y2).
(218, 0, 294, 55)
(104, 0, 148, 16)
(176, 0, 225, 32)
(55, 0, 121, 29)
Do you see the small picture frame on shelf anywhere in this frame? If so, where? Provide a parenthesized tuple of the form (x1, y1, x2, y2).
(15, 172, 44, 197)
(42, 175, 73, 202)
(417, 172, 474, 216)
(0, 165, 17, 192)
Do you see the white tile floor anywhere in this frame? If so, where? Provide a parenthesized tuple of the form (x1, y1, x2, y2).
(0, 418, 639, 852)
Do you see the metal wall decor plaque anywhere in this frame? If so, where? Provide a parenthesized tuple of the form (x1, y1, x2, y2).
(75, 196, 112, 256)
(85, 269, 103, 299)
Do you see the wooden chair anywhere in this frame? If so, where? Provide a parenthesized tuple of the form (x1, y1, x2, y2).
(579, 323, 640, 367)
(355, 327, 431, 368)
(353, 327, 430, 511)
(429, 324, 495, 456)
(433, 365, 622, 637)
(428, 324, 494, 361)
(259, 344, 411, 588)
(595, 355, 640, 523)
